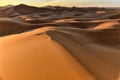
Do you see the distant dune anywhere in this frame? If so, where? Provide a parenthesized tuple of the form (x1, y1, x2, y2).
(0, 4, 120, 80)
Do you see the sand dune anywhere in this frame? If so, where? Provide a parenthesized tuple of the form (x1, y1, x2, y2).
(90, 21, 120, 30)
(0, 27, 120, 80)
(0, 4, 120, 80)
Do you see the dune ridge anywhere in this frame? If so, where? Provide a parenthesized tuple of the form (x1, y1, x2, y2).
(0, 4, 120, 80)
(0, 27, 120, 80)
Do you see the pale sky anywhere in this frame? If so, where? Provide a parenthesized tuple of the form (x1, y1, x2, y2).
(0, 0, 120, 7)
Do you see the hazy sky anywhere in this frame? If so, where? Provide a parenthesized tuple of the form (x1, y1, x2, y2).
(0, 0, 120, 7)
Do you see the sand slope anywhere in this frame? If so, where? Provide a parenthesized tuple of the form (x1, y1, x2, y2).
(0, 27, 120, 80)
(0, 5, 120, 80)
(0, 27, 95, 80)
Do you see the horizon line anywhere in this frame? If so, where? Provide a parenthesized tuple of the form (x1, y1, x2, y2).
(0, 3, 120, 8)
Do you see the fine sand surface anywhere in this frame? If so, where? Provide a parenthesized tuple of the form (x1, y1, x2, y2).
(0, 4, 120, 80)
(0, 27, 120, 80)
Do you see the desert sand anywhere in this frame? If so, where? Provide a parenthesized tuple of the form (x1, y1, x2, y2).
(0, 4, 120, 80)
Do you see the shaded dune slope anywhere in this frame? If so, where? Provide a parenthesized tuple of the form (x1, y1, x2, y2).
(0, 18, 104, 36)
(0, 27, 120, 80)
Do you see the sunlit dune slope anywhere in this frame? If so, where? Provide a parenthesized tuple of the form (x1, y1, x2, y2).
(0, 27, 120, 80)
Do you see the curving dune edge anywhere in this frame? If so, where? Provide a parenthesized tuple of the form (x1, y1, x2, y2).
(0, 27, 120, 80)
(0, 4, 120, 80)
